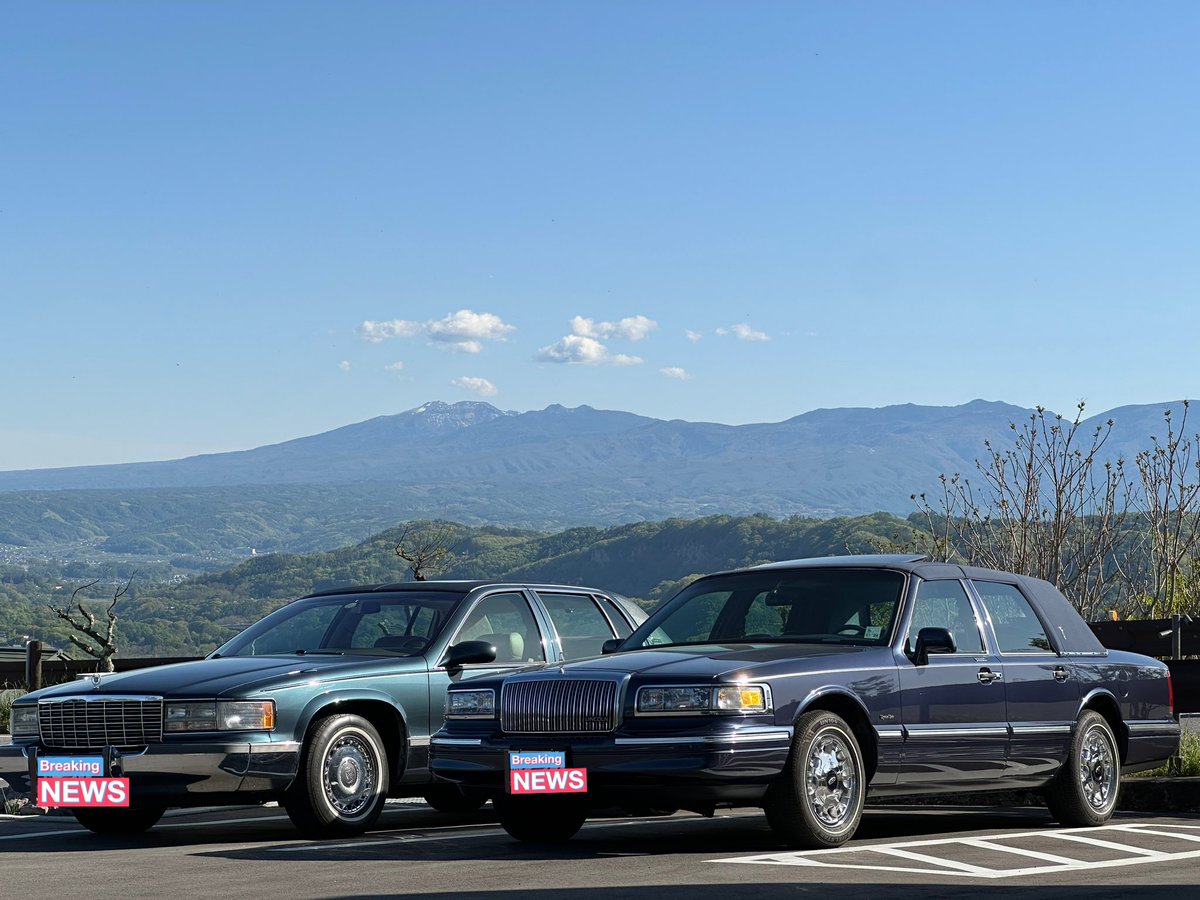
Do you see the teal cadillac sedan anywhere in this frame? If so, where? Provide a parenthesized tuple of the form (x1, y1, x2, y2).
(0, 581, 644, 837)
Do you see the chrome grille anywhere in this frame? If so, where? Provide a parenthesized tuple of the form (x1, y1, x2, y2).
(39, 698, 163, 748)
(501, 679, 618, 733)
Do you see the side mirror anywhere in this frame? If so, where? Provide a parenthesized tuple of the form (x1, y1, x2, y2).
(601, 638, 624, 655)
(913, 627, 957, 665)
(439, 640, 497, 670)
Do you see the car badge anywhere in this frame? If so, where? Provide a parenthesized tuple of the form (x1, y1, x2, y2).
(90, 675, 103, 690)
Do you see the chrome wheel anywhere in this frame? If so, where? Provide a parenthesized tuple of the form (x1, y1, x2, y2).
(1044, 710, 1121, 828)
(1078, 722, 1118, 813)
(322, 732, 378, 819)
(804, 726, 859, 830)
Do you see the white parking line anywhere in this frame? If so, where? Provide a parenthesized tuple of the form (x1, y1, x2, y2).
(713, 823, 1200, 880)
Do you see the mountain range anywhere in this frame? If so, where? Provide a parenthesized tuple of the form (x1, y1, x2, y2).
(0, 398, 1188, 557)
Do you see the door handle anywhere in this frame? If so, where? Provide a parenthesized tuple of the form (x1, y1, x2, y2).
(977, 668, 1003, 685)
(1053, 666, 1069, 682)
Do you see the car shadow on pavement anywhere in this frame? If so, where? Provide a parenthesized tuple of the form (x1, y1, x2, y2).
(188, 806, 1082, 864)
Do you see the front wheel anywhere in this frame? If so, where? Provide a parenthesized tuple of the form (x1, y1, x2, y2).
(765, 710, 866, 848)
(1044, 710, 1121, 826)
(72, 806, 165, 835)
(495, 795, 586, 843)
(285, 713, 390, 838)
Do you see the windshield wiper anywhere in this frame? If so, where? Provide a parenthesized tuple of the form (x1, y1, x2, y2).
(293, 649, 345, 656)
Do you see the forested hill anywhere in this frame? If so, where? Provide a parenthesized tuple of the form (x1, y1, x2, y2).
(1, 513, 924, 656)
(183, 512, 922, 602)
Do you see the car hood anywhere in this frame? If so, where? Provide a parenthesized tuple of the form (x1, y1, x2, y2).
(24, 655, 422, 700)
(527, 642, 891, 682)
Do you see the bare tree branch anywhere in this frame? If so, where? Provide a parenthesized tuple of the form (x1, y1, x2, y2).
(394, 521, 459, 581)
(47, 575, 134, 672)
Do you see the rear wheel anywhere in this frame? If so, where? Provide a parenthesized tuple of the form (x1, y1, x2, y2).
(423, 784, 487, 813)
(285, 713, 390, 838)
(495, 795, 586, 843)
(1045, 710, 1120, 826)
(765, 710, 865, 848)
(72, 806, 165, 835)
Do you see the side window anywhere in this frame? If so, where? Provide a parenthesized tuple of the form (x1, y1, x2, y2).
(538, 592, 617, 659)
(455, 592, 546, 663)
(595, 595, 635, 638)
(972, 581, 1052, 653)
(906, 580, 985, 654)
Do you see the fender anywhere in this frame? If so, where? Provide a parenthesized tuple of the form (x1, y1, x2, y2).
(795, 684, 874, 722)
(1075, 686, 1122, 724)
(293, 687, 409, 747)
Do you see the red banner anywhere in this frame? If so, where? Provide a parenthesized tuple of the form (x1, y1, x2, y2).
(37, 778, 130, 808)
(509, 767, 587, 794)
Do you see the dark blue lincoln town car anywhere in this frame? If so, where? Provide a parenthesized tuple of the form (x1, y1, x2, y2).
(430, 556, 1180, 848)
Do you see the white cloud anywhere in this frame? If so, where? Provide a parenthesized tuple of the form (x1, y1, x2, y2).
(685, 329, 703, 343)
(356, 309, 514, 353)
(338, 360, 352, 372)
(452, 376, 498, 397)
(570, 314, 658, 342)
(537, 334, 642, 366)
(715, 323, 770, 341)
(426, 309, 515, 352)
(438, 339, 483, 354)
(732, 323, 769, 341)
(660, 367, 693, 380)
(357, 319, 421, 343)
(384, 361, 405, 373)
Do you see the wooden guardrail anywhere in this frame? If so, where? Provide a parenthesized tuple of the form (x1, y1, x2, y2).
(0, 650, 201, 689)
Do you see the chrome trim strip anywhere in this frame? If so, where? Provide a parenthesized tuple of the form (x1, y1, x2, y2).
(430, 737, 484, 746)
(1127, 721, 1182, 735)
(254, 740, 302, 753)
(38, 694, 165, 703)
(904, 726, 1009, 739)
(1010, 724, 1073, 735)
(614, 727, 793, 747)
(875, 726, 904, 742)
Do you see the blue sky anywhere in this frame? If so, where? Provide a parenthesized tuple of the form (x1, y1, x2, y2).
(3, 1, 1198, 470)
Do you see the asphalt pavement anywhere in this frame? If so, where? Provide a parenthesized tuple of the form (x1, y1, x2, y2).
(2, 800, 1199, 900)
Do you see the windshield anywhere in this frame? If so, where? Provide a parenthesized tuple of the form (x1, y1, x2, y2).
(627, 568, 907, 649)
(214, 592, 465, 658)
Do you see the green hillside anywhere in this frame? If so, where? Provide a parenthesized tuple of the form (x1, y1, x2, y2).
(0, 513, 923, 658)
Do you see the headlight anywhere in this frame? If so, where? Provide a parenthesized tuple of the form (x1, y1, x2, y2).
(10, 704, 39, 737)
(446, 689, 496, 719)
(165, 700, 275, 732)
(636, 684, 771, 715)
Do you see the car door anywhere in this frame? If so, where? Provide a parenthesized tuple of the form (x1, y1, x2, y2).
(897, 577, 1008, 785)
(970, 579, 1081, 780)
(424, 590, 549, 769)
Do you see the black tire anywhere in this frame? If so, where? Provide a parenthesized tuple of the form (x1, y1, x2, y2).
(1044, 710, 1121, 827)
(72, 806, 165, 835)
(284, 713, 390, 838)
(495, 794, 586, 843)
(423, 784, 487, 813)
(765, 710, 866, 849)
